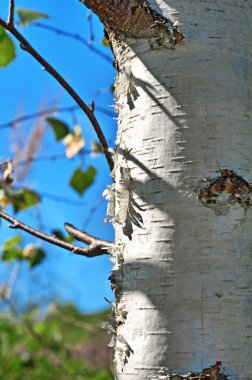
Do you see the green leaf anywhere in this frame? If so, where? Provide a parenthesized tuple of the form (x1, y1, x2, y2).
(6, 188, 40, 213)
(2, 247, 23, 262)
(47, 117, 70, 141)
(69, 166, 96, 195)
(1, 236, 23, 262)
(101, 38, 110, 48)
(52, 230, 65, 240)
(0, 26, 16, 67)
(52, 230, 74, 243)
(4, 235, 22, 247)
(16, 8, 49, 27)
(27, 247, 46, 268)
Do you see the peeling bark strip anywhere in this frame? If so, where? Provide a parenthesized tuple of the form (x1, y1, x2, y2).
(81, 0, 183, 44)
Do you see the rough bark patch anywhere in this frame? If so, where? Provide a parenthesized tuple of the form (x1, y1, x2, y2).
(149, 361, 228, 380)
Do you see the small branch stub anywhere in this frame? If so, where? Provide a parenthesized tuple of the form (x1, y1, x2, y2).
(64, 222, 114, 249)
(81, 0, 183, 46)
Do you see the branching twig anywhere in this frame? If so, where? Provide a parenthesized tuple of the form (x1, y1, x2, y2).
(7, 0, 15, 27)
(64, 222, 114, 247)
(0, 18, 114, 171)
(31, 22, 112, 64)
(0, 210, 112, 257)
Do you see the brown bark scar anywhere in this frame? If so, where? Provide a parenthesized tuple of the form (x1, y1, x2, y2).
(198, 168, 252, 209)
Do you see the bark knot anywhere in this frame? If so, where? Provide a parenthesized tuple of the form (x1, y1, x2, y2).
(198, 168, 252, 213)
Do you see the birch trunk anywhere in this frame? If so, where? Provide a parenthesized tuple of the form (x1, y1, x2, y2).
(82, 1, 252, 379)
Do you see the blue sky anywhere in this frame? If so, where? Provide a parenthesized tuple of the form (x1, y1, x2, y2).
(0, 0, 116, 312)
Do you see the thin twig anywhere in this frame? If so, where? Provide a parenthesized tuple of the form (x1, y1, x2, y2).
(0, 210, 111, 257)
(2, 262, 21, 301)
(64, 222, 114, 247)
(0, 104, 114, 130)
(82, 197, 105, 229)
(7, 0, 15, 27)
(13, 152, 67, 167)
(86, 11, 94, 43)
(13, 150, 95, 168)
(0, 19, 114, 172)
(10, 180, 88, 206)
(32, 22, 112, 64)
(37, 191, 86, 206)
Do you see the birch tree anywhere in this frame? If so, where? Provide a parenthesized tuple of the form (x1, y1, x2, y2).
(1, 1, 252, 380)
(81, 1, 252, 380)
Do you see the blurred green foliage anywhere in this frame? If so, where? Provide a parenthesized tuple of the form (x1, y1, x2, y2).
(16, 8, 49, 28)
(1, 236, 46, 269)
(0, 26, 16, 67)
(0, 303, 113, 380)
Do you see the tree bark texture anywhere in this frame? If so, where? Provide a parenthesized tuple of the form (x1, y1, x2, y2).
(81, 1, 252, 379)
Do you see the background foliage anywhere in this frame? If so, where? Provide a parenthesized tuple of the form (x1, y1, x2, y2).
(0, 303, 113, 379)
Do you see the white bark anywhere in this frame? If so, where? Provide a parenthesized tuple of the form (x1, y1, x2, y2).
(110, 1, 252, 379)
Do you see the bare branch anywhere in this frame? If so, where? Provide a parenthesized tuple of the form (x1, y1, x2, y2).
(31, 22, 112, 64)
(0, 19, 114, 172)
(13, 150, 97, 168)
(64, 222, 114, 247)
(0, 104, 114, 130)
(7, 0, 15, 27)
(0, 210, 111, 257)
(6, 186, 86, 208)
(29, 189, 87, 206)
(14, 152, 67, 167)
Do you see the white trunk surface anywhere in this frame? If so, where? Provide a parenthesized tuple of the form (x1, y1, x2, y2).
(110, 1, 252, 379)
